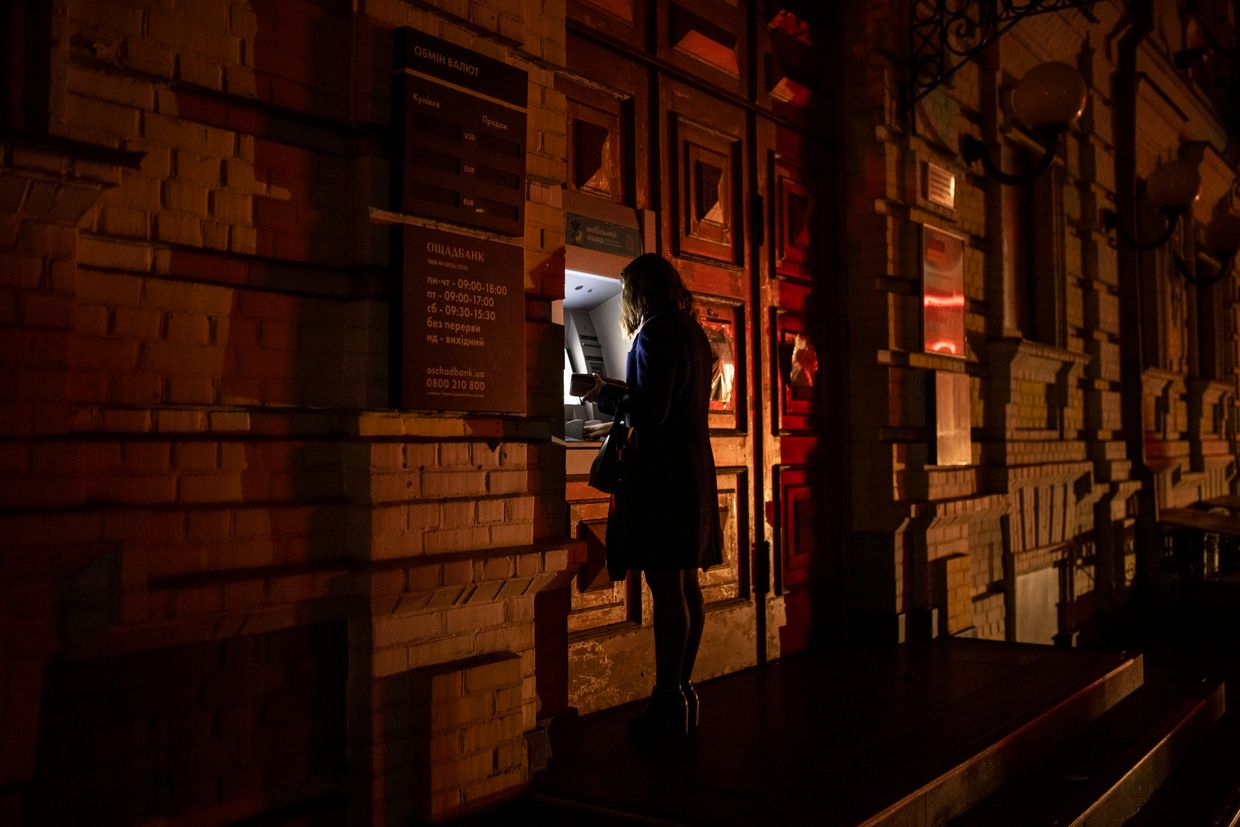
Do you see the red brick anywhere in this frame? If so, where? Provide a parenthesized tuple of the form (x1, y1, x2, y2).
(166, 374, 216, 404)
(174, 442, 218, 471)
(421, 470, 487, 498)
(20, 367, 73, 402)
(155, 408, 208, 431)
(166, 312, 211, 344)
(102, 510, 150, 540)
(66, 94, 141, 140)
(514, 553, 541, 577)
(373, 612, 444, 648)
(69, 336, 141, 371)
(31, 441, 122, 475)
(179, 472, 242, 502)
(490, 523, 532, 548)
(77, 235, 152, 272)
(110, 372, 163, 404)
(462, 653, 520, 693)
(486, 469, 527, 494)
(472, 623, 532, 653)
(440, 500, 476, 528)
(445, 602, 505, 635)
(367, 567, 406, 598)
(210, 189, 253, 224)
(408, 563, 442, 593)
(20, 293, 75, 328)
(372, 647, 409, 678)
(187, 509, 232, 540)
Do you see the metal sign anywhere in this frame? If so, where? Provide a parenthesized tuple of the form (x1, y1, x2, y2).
(401, 226, 525, 413)
(395, 28, 527, 236)
(923, 161, 956, 210)
(566, 213, 641, 257)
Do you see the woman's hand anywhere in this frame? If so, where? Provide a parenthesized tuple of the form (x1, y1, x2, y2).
(580, 372, 607, 403)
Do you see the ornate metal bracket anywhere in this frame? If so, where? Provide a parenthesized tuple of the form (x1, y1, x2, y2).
(908, 0, 1101, 110)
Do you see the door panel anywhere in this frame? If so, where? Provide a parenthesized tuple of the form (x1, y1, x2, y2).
(670, 113, 742, 265)
(706, 466, 750, 605)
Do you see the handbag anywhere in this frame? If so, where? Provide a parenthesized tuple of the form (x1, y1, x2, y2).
(588, 402, 630, 494)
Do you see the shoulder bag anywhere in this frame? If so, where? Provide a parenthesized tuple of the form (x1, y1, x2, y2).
(588, 401, 631, 494)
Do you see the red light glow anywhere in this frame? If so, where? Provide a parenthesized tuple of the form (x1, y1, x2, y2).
(923, 294, 965, 308)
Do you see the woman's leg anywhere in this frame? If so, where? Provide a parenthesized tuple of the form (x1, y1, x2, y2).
(644, 568, 688, 692)
(681, 567, 705, 684)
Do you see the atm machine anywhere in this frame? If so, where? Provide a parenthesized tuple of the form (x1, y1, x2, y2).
(556, 192, 655, 441)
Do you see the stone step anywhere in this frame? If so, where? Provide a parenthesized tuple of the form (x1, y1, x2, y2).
(950, 672, 1226, 827)
(851, 650, 1145, 826)
(523, 640, 1146, 826)
(1126, 711, 1240, 826)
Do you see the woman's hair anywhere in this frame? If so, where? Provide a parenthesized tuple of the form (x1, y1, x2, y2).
(619, 253, 694, 336)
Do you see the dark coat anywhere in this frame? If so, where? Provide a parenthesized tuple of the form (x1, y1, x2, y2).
(598, 311, 723, 573)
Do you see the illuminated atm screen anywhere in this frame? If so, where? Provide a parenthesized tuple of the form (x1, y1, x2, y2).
(562, 269, 626, 441)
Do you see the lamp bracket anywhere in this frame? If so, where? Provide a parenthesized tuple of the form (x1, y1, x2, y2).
(1102, 208, 1186, 252)
(908, 0, 1101, 110)
(961, 125, 1063, 185)
(1174, 253, 1235, 287)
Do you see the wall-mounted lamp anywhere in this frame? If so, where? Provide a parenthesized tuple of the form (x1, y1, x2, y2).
(1101, 159, 1201, 250)
(1174, 212, 1240, 286)
(960, 61, 1087, 186)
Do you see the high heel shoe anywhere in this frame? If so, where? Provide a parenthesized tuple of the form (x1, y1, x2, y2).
(628, 686, 689, 741)
(682, 682, 699, 734)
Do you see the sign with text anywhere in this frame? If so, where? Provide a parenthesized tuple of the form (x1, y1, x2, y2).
(395, 27, 526, 107)
(395, 28, 527, 237)
(402, 226, 525, 413)
(566, 213, 641, 257)
(921, 225, 966, 358)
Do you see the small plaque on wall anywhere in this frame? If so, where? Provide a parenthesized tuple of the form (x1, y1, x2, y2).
(401, 226, 525, 414)
(923, 162, 956, 210)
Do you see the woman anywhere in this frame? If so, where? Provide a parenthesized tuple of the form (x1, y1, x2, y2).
(583, 253, 723, 738)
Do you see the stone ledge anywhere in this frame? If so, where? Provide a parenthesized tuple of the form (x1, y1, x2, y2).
(80, 540, 578, 657)
(56, 403, 557, 440)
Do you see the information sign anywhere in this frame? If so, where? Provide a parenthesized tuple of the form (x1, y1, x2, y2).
(395, 28, 527, 236)
(402, 226, 525, 413)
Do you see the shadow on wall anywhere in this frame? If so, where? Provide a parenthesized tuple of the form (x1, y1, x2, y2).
(29, 1, 377, 824)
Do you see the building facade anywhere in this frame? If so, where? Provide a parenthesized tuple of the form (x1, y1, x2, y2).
(1, 0, 1237, 823)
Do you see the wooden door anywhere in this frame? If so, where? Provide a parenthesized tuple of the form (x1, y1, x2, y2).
(559, 0, 838, 711)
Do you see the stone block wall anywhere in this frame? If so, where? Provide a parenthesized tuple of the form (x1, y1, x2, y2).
(1, 0, 568, 823)
(840, 0, 1239, 643)
(25, 623, 348, 826)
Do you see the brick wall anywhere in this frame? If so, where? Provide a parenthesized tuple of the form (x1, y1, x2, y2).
(841, 0, 1237, 642)
(2, 0, 568, 823)
(25, 623, 348, 826)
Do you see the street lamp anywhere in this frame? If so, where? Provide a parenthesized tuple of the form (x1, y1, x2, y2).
(1174, 212, 1240, 286)
(1102, 159, 1201, 251)
(960, 61, 1087, 186)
